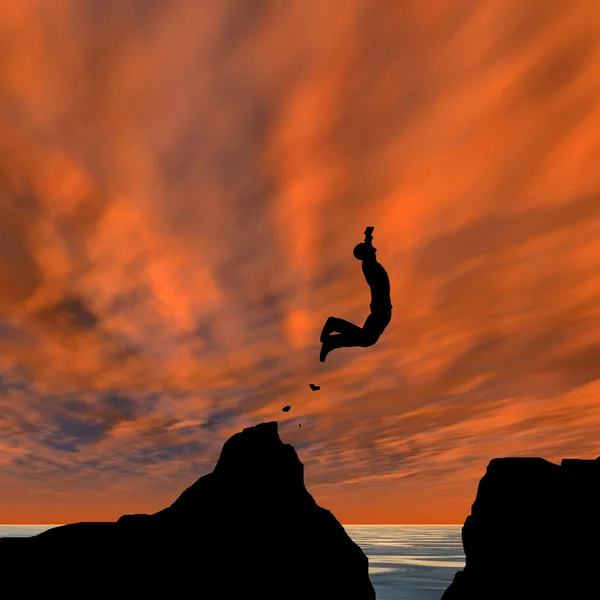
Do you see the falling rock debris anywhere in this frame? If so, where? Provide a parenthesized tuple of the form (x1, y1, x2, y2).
(309, 384, 320, 391)
(282, 405, 291, 412)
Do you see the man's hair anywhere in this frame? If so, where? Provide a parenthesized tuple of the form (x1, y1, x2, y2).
(353, 243, 376, 260)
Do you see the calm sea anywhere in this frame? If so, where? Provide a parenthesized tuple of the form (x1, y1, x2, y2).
(0, 524, 464, 599)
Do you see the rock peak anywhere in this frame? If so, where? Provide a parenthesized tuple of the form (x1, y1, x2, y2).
(213, 420, 295, 474)
(0, 421, 376, 599)
(166, 421, 306, 515)
(217, 420, 282, 464)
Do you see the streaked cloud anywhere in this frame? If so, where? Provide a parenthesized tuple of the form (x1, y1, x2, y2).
(1, 0, 600, 523)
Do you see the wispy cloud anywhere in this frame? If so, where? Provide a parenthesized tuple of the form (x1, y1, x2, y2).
(1, 0, 600, 523)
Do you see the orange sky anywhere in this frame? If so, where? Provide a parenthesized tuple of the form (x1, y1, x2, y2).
(1, 0, 600, 524)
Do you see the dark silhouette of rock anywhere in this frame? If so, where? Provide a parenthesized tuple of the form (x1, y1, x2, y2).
(309, 383, 320, 391)
(441, 457, 600, 600)
(282, 404, 291, 412)
(0, 421, 375, 600)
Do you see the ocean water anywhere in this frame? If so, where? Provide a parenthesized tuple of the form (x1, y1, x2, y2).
(344, 525, 464, 600)
(0, 524, 464, 599)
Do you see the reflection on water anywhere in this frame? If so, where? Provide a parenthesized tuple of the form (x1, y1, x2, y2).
(344, 525, 464, 600)
(0, 525, 60, 537)
(0, 524, 464, 599)
(370, 554, 464, 568)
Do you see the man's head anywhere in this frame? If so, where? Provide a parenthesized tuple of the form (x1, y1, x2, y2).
(353, 243, 377, 261)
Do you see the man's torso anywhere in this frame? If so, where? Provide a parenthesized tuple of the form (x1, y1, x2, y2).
(362, 260, 392, 312)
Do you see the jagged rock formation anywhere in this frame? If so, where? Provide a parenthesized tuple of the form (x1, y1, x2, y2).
(441, 457, 600, 600)
(0, 422, 375, 600)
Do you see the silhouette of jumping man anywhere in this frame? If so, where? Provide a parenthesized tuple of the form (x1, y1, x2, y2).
(319, 226, 392, 362)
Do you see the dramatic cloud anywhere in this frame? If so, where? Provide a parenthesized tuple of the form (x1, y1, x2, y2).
(1, 0, 600, 523)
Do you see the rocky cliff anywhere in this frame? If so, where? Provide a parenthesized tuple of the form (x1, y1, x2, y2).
(441, 457, 600, 600)
(0, 421, 376, 600)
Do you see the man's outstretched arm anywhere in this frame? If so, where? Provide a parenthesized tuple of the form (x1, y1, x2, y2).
(364, 226, 374, 247)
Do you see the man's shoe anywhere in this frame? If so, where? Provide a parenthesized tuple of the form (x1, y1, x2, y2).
(319, 341, 332, 363)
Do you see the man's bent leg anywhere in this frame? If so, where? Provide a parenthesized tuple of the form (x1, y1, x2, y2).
(360, 311, 392, 347)
(320, 316, 363, 343)
(320, 334, 350, 362)
(320, 327, 369, 363)
(320, 312, 391, 362)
